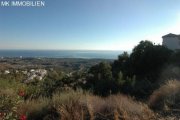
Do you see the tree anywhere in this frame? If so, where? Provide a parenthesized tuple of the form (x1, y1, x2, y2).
(129, 40, 172, 81)
(111, 40, 173, 98)
(112, 51, 130, 78)
(89, 62, 112, 81)
(128, 41, 173, 97)
(86, 62, 117, 96)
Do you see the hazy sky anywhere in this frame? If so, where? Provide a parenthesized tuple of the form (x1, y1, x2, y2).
(0, 0, 180, 50)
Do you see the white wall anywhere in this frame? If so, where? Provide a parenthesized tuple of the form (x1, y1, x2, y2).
(163, 37, 180, 50)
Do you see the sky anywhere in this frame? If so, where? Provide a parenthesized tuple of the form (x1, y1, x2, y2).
(0, 0, 180, 50)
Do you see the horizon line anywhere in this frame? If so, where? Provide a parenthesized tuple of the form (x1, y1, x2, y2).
(0, 49, 131, 51)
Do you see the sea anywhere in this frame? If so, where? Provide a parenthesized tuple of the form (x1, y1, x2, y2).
(0, 50, 128, 59)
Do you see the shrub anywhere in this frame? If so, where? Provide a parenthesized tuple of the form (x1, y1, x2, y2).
(18, 97, 59, 120)
(86, 94, 155, 120)
(159, 65, 180, 82)
(55, 90, 155, 120)
(0, 88, 24, 120)
(24, 84, 41, 99)
(86, 62, 119, 96)
(52, 90, 83, 106)
(53, 90, 87, 120)
(149, 80, 180, 110)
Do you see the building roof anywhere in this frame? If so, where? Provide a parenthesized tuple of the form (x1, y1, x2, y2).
(162, 33, 179, 38)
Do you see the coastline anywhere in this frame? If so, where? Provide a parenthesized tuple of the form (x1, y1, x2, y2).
(0, 50, 125, 59)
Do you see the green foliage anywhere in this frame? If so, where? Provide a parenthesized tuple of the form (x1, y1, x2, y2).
(0, 89, 24, 120)
(114, 40, 172, 82)
(25, 84, 41, 99)
(26, 70, 65, 98)
(0, 71, 25, 83)
(112, 52, 130, 78)
(1, 40, 180, 119)
(117, 71, 125, 85)
(111, 40, 173, 98)
(39, 78, 63, 97)
(130, 41, 172, 81)
(116, 72, 135, 87)
(89, 62, 113, 81)
(86, 62, 118, 96)
(169, 51, 180, 66)
(0, 78, 22, 90)
(47, 70, 64, 80)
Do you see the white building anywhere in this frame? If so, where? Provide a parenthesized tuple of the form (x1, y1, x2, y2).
(162, 33, 180, 50)
(4, 70, 10, 74)
(24, 69, 47, 83)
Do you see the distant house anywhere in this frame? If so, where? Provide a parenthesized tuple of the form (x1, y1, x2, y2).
(162, 33, 180, 50)
(24, 69, 47, 83)
(4, 70, 10, 74)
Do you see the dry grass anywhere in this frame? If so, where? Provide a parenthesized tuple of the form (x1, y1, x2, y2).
(17, 97, 53, 119)
(52, 90, 88, 120)
(159, 65, 180, 82)
(55, 91, 155, 120)
(52, 90, 84, 107)
(149, 80, 180, 110)
(1, 88, 156, 120)
(0, 88, 15, 97)
(86, 94, 155, 120)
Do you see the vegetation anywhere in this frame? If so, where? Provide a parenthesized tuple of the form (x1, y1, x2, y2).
(0, 85, 155, 120)
(1, 40, 180, 119)
(149, 80, 180, 111)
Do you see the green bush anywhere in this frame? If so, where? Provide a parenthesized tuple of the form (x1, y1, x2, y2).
(0, 89, 24, 120)
(86, 62, 118, 96)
